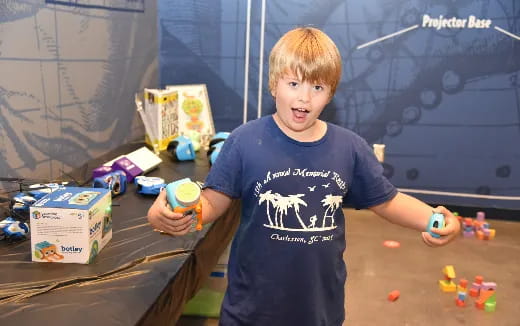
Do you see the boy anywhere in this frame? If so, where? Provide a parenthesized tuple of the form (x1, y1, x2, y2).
(147, 27, 460, 325)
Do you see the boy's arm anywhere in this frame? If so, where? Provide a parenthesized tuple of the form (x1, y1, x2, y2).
(200, 187, 233, 225)
(147, 187, 233, 236)
(369, 192, 460, 246)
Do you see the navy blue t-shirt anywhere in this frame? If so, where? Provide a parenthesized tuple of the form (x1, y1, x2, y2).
(204, 116, 396, 326)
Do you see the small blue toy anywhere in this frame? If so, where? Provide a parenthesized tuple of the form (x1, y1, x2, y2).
(208, 141, 224, 165)
(207, 131, 230, 165)
(426, 212, 445, 238)
(9, 183, 69, 221)
(0, 217, 16, 230)
(167, 135, 196, 161)
(28, 182, 69, 199)
(12, 193, 37, 217)
(92, 170, 127, 197)
(1, 217, 30, 242)
(134, 176, 166, 195)
(209, 132, 230, 147)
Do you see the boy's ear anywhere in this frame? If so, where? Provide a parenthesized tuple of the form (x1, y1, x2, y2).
(270, 87, 276, 98)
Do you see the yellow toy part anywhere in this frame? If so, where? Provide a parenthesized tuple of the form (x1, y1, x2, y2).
(175, 181, 202, 207)
(166, 178, 203, 231)
(439, 280, 457, 292)
(443, 265, 456, 279)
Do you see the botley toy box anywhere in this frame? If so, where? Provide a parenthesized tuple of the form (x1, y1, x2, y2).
(30, 187, 112, 264)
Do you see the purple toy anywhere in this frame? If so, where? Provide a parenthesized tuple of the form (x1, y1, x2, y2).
(111, 157, 143, 182)
(92, 165, 114, 179)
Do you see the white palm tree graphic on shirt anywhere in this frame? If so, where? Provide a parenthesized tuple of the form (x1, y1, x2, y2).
(321, 195, 343, 228)
(258, 190, 277, 226)
(286, 194, 308, 229)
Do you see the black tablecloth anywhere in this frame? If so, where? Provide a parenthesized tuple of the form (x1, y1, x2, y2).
(0, 142, 239, 325)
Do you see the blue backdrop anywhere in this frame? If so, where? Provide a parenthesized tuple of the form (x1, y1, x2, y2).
(0, 0, 157, 189)
(158, 0, 520, 209)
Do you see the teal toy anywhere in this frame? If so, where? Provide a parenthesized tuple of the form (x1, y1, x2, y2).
(165, 178, 203, 231)
(167, 135, 196, 161)
(426, 212, 445, 238)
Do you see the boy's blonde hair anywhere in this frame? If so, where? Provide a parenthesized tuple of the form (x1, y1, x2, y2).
(269, 27, 342, 97)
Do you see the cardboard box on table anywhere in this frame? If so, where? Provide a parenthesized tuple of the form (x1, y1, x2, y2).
(30, 187, 112, 264)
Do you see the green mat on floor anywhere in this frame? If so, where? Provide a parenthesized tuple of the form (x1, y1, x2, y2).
(182, 288, 225, 318)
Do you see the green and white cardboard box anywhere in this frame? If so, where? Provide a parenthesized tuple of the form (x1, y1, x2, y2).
(30, 187, 112, 264)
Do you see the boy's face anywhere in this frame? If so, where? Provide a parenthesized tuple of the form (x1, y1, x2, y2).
(271, 73, 331, 137)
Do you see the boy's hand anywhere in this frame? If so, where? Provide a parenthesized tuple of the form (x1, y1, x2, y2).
(421, 206, 460, 247)
(147, 189, 194, 236)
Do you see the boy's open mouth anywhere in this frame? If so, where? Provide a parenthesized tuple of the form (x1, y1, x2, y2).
(292, 108, 309, 120)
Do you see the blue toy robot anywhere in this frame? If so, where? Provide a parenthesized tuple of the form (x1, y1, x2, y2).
(92, 170, 127, 197)
(167, 135, 196, 161)
(134, 176, 166, 195)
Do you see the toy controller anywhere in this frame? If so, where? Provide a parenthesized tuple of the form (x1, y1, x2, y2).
(426, 212, 445, 238)
(165, 178, 203, 231)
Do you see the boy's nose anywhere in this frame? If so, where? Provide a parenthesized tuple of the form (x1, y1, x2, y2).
(298, 88, 311, 103)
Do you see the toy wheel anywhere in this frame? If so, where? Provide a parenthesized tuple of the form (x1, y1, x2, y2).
(167, 140, 180, 161)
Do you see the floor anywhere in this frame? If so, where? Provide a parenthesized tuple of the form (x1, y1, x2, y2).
(176, 208, 520, 326)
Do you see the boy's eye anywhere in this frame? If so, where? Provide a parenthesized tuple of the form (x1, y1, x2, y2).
(314, 85, 324, 91)
(288, 81, 298, 87)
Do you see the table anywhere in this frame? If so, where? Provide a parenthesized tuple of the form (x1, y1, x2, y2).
(0, 142, 239, 325)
